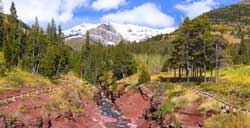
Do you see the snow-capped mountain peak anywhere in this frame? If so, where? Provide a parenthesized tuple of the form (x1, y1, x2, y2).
(63, 22, 175, 45)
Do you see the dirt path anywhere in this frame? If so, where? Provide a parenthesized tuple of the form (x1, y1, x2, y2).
(0, 87, 59, 106)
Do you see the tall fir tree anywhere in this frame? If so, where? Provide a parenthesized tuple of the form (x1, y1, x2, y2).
(3, 2, 20, 71)
(10, 2, 17, 19)
(80, 31, 90, 78)
(0, 0, 4, 49)
(112, 42, 137, 79)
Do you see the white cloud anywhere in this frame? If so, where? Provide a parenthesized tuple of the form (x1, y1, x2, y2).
(176, 0, 219, 19)
(101, 3, 174, 28)
(2, 0, 88, 26)
(92, 0, 126, 11)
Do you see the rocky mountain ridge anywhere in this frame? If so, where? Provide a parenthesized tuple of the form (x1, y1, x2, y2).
(63, 22, 175, 45)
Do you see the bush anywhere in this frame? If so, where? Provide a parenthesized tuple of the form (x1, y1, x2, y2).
(6, 74, 25, 86)
(154, 102, 176, 119)
(138, 67, 151, 85)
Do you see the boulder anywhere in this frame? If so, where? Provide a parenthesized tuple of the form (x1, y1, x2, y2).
(118, 84, 130, 97)
(150, 96, 167, 111)
(138, 86, 154, 99)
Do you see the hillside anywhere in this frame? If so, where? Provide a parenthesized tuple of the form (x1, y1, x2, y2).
(0, 13, 30, 30)
(206, 2, 250, 27)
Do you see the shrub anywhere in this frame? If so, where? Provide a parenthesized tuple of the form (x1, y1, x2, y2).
(138, 66, 151, 85)
(155, 102, 176, 120)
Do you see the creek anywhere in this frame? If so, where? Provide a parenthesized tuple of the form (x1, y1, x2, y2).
(98, 92, 136, 128)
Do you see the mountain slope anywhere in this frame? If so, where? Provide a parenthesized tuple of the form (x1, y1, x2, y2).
(205, 1, 250, 30)
(201, 1, 250, 43)
(63, 22, 175, 45)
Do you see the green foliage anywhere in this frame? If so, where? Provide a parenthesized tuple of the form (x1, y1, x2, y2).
(229, 37, 250, 65)
(206, 3, 250, 26)
(7, 114, 17, 128)
(135, 54, 166, 74)
(40, 45, 61, 78)
(3, 4, 20, 71)
(155, 102, 176, 119)
(112, 42, 137, 79)
(164, 15, 225, 82)
(138, 66, 151, 85)
(0, 52, 6, 76)
(126, 34, 173, 55)
(110, 78, 118, 92)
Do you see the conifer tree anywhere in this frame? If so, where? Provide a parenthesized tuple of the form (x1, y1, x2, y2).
(0, 0, 4, 49)
(80, 31, 90, 78)
(10, 2, 17, 19)
(138, 66, 151, 85)
(40, 45, 61, 78)
(112, 42, 137, 79)
(164, 16, 217, 82)
(3, 2, 20, 71)
(23, 17, 47, 74)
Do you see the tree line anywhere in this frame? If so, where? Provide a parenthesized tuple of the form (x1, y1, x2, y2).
(162, 16, 227, 83)
(0, 2, 71, 78)
(0, 2, 138, 86)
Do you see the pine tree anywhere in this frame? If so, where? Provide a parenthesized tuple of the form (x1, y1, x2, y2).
(3, 2, 20, 71)
(40, 45, 60, 78)
(0, 1, 4, 49)
(165, 15, 217, 82)
(10, 2, 17, 19)
(138, 66, 151, 85)
(46, 19, 57, 43)
(112, 42, 137, 79)
(80, 31, 90, 78)
(22, 17, 47, 74)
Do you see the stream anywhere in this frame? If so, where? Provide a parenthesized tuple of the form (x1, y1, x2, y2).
(98, 92, 136, 128)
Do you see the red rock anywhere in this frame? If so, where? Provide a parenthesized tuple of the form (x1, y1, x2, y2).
(116, 90, 151, 125)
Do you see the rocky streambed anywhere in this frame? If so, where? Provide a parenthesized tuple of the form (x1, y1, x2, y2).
(95, 91, 137, 128)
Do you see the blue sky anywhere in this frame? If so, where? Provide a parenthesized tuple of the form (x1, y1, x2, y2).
(3, 0, 241, 29)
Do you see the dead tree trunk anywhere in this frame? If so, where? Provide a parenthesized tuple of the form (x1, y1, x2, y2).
(204, 40, 207, 83)
(215, 43, 219, 83)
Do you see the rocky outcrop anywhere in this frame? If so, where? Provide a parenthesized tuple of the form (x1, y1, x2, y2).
(88, 24, 123, 45)
(115, 90, 151, 126)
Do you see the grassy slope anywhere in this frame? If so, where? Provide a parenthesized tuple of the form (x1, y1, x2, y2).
(0, 69, 53, 93)
(0, 52, 52, 93)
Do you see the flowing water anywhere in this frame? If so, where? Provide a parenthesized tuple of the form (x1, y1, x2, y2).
(98, 92, 136, 128)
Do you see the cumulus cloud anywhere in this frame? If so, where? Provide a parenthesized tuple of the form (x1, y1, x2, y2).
(2, 0, 88, 26)
(101, 3, 174, 28)
(92, 0, 126, 11)
(176, 0, 219, 19)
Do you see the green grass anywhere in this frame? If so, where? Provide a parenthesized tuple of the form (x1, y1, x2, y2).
(201, 66, 250, 94)
(197, 65, 250, 109)
(204, 113, 250, 128)
(0, 69, 53, 93)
